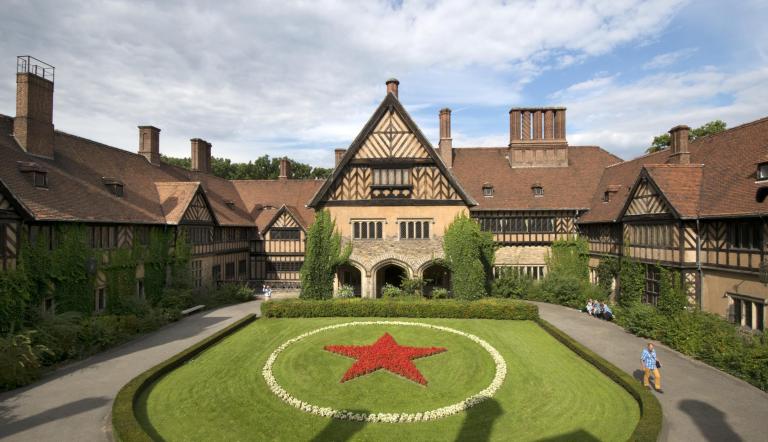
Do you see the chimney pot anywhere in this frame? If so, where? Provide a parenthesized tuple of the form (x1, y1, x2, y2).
(668, 125, 691, 164)
(386, 78, 399, 98)
(191, 138, 212, 173)
(14, 56, 56, 158)
(138, 126, 161, 164)
(334, 148, 346, 167)
(438, 108, 453, 168)
(279, 157, 290, 180)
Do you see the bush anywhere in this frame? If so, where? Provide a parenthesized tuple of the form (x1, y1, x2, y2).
(430, 287, 450, 299)
(34, 312, 82, 363)
(400, 277, 426, 297)
(0, 331, 50, 390)
(157, 287, 193, 310)
(213, 283, 254, 306)
(381, 283, 405, 298)
(261, 298, 538, 321)
(538, 238, 592, 308)
(336, 284, 356, 299)
(443, 214, 495, 299)
(492, 268, 532, 299)
(300, 210, 352, 299)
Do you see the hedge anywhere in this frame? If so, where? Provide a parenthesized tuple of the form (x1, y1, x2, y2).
(261, 298, 539, 320)
(111, 314, 257, 442)
(536, 318, 663, 442)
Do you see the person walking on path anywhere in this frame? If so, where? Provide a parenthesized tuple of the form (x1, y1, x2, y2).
(641, 342, 663, 393)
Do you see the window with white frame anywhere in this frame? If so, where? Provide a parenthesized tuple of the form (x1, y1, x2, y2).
(398, 219, 431, 239)
(372, 168, 410, 186)
(494, 265, 546, 280)
(731, 295, 765, 331)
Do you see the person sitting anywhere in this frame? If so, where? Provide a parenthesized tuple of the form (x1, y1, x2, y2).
(602, 302, 614, 321)
(585, 299, 594, 315)
(592, 302, 602, 317)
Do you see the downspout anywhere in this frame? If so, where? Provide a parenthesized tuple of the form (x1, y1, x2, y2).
(696, 218, 703, 310)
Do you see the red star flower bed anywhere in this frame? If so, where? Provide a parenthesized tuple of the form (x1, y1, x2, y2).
(324, 333, 447, 385)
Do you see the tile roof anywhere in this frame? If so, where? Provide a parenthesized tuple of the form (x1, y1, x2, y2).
(155, 182, 202, 225)
(581, 116, 768, 223)
(451, 146, 622, 211)
(231, 179, 323, 230)
(643, 165, 703, 218)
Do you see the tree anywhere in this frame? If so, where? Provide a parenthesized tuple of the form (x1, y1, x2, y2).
(299, 210, 351, 299)
(646, 120, 727, 153)
(160, 154, 333, 180)
(443, 214, 495, 300)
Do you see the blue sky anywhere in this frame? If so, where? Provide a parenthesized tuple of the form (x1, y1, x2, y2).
(1, 0, 766, 167)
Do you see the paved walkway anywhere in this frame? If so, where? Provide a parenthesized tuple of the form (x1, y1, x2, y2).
(0, 301, 261, 442)
(534, 302, 768, 442)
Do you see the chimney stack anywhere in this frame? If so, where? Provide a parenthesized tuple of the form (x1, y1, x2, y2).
(438, 108, 453, 168)
(509, 107, 567, 145)
(386, 78, 399, 98)
(138, 126, 161, 164)
(279, 157, 291, 180)
(335, 148, 346, 167)
(14, 56, 55, 159)
(668, 125, 691, 164)
(191, 138, 212, 173)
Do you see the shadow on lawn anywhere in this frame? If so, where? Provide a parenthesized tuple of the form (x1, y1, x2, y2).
(310, 410, 368, 442)
(535, 429, 601, 441)
(455, 398, 503, 442)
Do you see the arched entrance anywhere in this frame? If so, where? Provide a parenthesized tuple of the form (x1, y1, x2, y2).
(374, 263, 408, 298)
(337, 264, 362, 297)
(422, 263, 451, 297)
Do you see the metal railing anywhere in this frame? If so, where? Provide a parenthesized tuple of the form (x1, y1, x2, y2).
(17, 56, 55, 82)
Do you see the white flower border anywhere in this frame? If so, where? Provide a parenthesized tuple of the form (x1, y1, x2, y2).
(262, 321, 507, 423)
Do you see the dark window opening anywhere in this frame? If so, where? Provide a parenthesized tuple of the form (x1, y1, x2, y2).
(225, 262, 235, 279)
(137, 280, 145, 300)
(238, 259, 247, 278)
(482, 185, 494, 197)
(352, 221, 383, 240)
(270, 228, 301, 240)
(212, 264, 221, 282)
(728, 221, 763, 250)
(399, 220, 431, 239)
(643, 265, 660, 306)
(532, 186, 544, 197)
(95, 287, 106, 312)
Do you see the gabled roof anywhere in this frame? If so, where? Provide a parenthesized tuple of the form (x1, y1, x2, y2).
(307, 92, 476, 207)
(259, 204, 306, 235)
(452, 146, 621, 211)
(581, 116, 768, 223)
(232, 179, 323, 231)
(154, 182, 218, 225)
(644, 165, 703, 219)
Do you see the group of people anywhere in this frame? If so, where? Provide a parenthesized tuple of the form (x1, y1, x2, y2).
(261, 284, 273, 299)
(585, 299, 613, 321)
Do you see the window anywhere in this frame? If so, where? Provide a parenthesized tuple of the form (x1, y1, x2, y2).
(189, 227, 213, 245)
(494, 265, 546, 280)
(270, 228, 301, 240)
(89, 225, 117, 249)
(372, 168, 410, 186)
(532, 186, 544, 197)
(239, 228, 249, 241)
(643, 265, 660, 306)
(267, 261, 303, 272)
(482, 184, 494, 197)
(106, 183, 124, 197)
(212, 264, 221, 282)
(399, 220, 431, 239)
(728, 221, 762, 250)
(43, 296, 54, 314)
(529, 217, 555, 233)
(603, 191, 610, 202)
(192, 260, 202, 288)
(226, 228, 236, 242)
(33, 171, 48, 188)
(95, 287, 106, 313)
(732, 296, 765, 331)
(352, 220, 383, 240)
(135, 226, 150, 246)
(225, 262, 236, 280)
(757, 162, 768, 181)
(137, 279, 145, 300)
(239, 259, 247, 278)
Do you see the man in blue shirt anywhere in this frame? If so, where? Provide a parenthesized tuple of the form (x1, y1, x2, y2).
(601, 302, 613, 321)
(641, 343, 662, 392)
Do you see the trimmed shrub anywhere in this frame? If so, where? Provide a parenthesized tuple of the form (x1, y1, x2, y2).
(430, 287, 450, 299)
(0, 331, 50, 390)
(443, 214, 495, 299)
(300, 210, 351, 299)
(261, 298, 538, 320)
(491, 268, 532, 299)
(400, 277, 426, 297)
(336, 284, 356, 299)
(213, 283, 254, 305)
(381, 283, 405, 298)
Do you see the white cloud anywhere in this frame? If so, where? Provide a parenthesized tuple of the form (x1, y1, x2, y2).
(555, 67, 768, 159)
(642, 48, 698, 70)
(0, 0, 686, 166)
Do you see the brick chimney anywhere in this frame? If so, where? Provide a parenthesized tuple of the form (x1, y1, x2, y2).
(191, 138, 212, 173)
(138, 126, 161, 164)
(507, 106, 568, 168)
(438, 108, 453, 168)
(668, 125, 691, 164)
(335, 148, 346, 167)
(279, 157, 290, 180)
(386, 78, 399, 98)
(14, 56, 55, 159)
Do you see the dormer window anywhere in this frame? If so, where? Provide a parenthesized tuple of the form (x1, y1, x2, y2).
(224, 199, 236, 210)
(18, 161, 48, 188)
(102, 178, 124, 197)
(603, 191, 610, 202)
(532, 185, 544, 197)
(758, 162, 768, 181)
(482, 183, 494, 197)
(603, 185, 621, 203)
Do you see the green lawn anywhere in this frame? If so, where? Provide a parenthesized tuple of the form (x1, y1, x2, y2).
(139, 318, 639, 441)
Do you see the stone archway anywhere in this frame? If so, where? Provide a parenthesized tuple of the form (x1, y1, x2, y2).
(336, 264, 362, 297)
(421, 262, 451, 297)
(373, 260, 411, 298)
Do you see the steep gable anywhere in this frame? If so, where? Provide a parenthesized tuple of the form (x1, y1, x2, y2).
(620, 171, 676, 219)
(308, 93, 475, 207)
(260, 205, 304, 235)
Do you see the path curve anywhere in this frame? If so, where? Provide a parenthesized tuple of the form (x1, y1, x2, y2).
(0, 301, 261, 442)
(533, 301, 768, 442)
